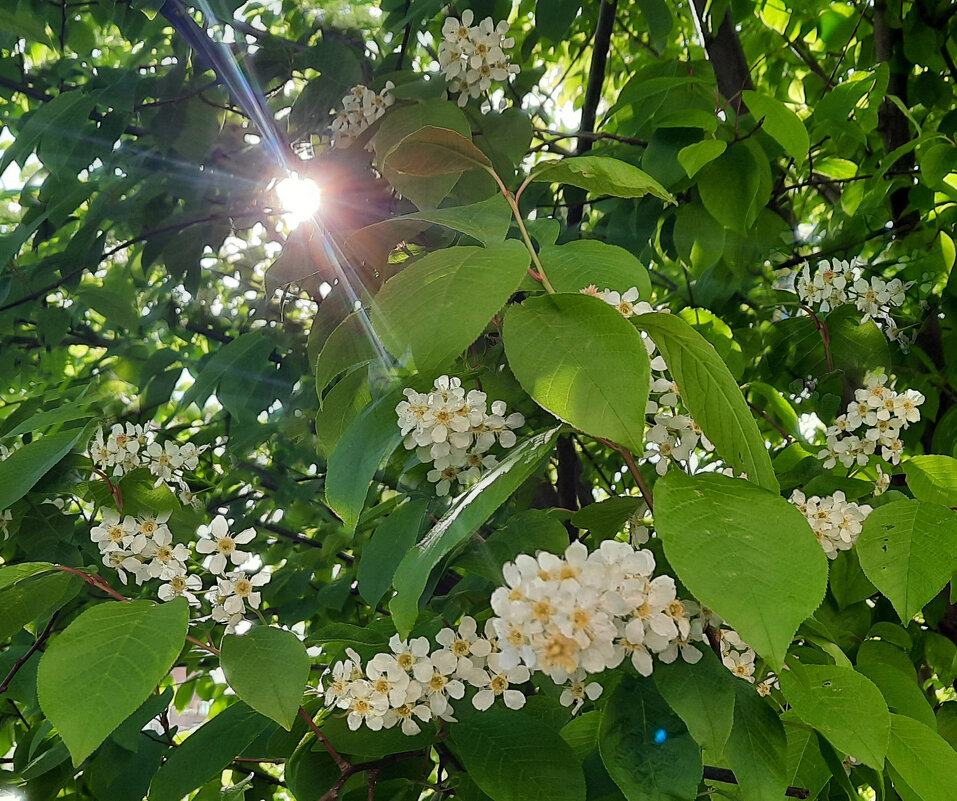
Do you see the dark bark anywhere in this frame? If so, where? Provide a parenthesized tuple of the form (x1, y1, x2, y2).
(689, 0, 754, 113)
(566, 0, 618, 228)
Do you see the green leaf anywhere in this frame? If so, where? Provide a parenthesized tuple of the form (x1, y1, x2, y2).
(451, 709, 586, 801)
(370, 242, 530, 374)
(318, 711, 437, 758)
(904, 455, 957, 507)
(0, 430, 83, 510)
(655, 472, 827, 669)
(857, 499, 957, 622)
(634, 312, 778, 492)
(503, 293, 651, 454)
(74, 283, 140, 330)
(325, 389, 404, 533)
(0, 91, 96, 176)
(537, 240, 652, 300)
(220, 627, 310, 730)
(599, 675, 702, 801)
(389, 427, 560, 636)
(181, 331, 273, 411)
(286, 737, 340, 801)
(2, 397, 94, 439)
(724, 681, 787, 801)
(374, 101, 472, 209)
(886, 713, 957, 801)
(315, 366, 372, 458)
(358, 498, 430, 607)
(535, 0, 581, 42)
(37, 599, 189, 765)
(531, 155, 676, 204)
(677, 139, 727, 178)
(0, 571, 82, 643)
(779, 661, 890, 769)
(570, 496, 641, 542)
(315, 312, 379, 402)
(653, 644, 737, 755)
(0, 562, 58, 588)
(387, 193, 512, 245)
(454, 509, 569, 583)
(783, 714, 831, 801)
(741, 91, 810, 164)
(148, 702, 273, 801)
(856, 662, 936, 729)
(384, 125, 493, 177)
(696, 144, 763, 233)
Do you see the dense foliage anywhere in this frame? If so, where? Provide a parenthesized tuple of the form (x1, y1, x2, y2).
(2, 1, 957, 800)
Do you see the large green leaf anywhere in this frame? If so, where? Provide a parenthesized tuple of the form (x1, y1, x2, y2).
(37, 599, 189, 765)
(531, 155, 676, 204)
(886, 713, 957, 801)
(0, 571, 83, 642)
(503, 293, 650, 454)
(653, 644, 737, 756)
(180, 331, 274, 411)
(317, 710, 437, 758)
(389, 426, 560, 636)
(779, 661, 890, 769)
(148, 702, 273, 801)
(537, 240, 652, 300)
(384, 192, 512, 245)
(741, 91, 810, 165)
(634, 311, 778, 492)
(857, 499, 957, 622)
(724, 681, 787, 801)
(220, 626, 310, 730)
(904, 455, 957, 507)
(856, 662, 936, 729)
(677, 139, 727, 178)
(315, 312, 380, 402)
(696, 144, 764, 233)
(374, 100, 472, 209)
(383, 125, 493, 177)
(370, 241, 529, 374)
(451, 709, 586, 801)
(0, 430, 83, 510)
(325, 388, 404, 533)
(357, 498, 430, 608)
(599, 675, 702, 801)
(655, 472, 827, 669)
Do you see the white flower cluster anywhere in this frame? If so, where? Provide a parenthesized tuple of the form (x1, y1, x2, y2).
(818, 373, 923, 468)
(720, 630, 778, 696)
(90, 508, 268, 633)
(795, 258, 911, 343)
(90, 423, 205, 494)
(581, 285, 715, 476)
(396, 375, 524, 496)
(320, 617, 529, 735)
(489, 540, 706, 696)
(789, 489, 872, 560)
(91, 509, 190, 589)
(330, 82, 395, 149)
(438, 10, 519, 107)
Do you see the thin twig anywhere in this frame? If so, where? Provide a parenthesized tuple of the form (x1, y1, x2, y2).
(703, 766, 809, 799)
(0, 611, 61, 695)
(299, 706, 348, 770)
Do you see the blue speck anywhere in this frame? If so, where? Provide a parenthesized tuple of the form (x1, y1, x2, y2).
(653, 728, 667, 744)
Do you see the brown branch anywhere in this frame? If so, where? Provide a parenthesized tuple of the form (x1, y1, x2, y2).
(534, 127, 648, 148)
(299, 706, 348, 770)
(690, 0, 754, 114)
(567, 0, 618, 228)
(618, 446, 654, 514)
(0, 610, 61, 696)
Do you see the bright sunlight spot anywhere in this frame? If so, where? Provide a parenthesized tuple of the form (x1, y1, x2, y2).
(275, 173, 321, 227)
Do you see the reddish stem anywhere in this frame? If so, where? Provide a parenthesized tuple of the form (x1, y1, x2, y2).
(299, 706, 348, 770)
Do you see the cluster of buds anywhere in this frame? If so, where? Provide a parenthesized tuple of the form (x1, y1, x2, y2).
(396, 375, 524, 496)
(438, 10, 520, 107)
(330, 82, 395, 148)
(818, 373, 923, 468)
(789, 489, 872, 560)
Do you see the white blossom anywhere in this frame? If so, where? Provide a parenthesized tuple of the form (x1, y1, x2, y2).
(196, 515, 256, 575)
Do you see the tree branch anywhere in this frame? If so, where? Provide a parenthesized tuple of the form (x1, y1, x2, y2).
(689, 0, 754, 114)
(0, 610, 60, 696)
(703, 766, 809, 799)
